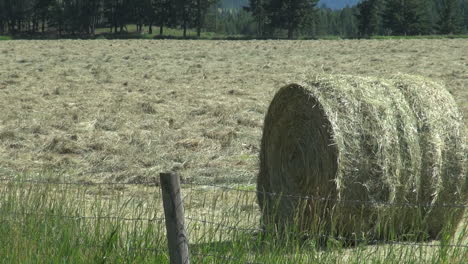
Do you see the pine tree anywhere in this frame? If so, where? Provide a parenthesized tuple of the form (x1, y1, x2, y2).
(246, 0, 270, 36)
(103, 0, 122, 33)
(314, 8, 329, 36)
(339, 7, 358, 38)
(195, 0, 218, 37)
(463, 0, 468, 31)
(247, 0, 318, 38)
(356, 0, 382, 37)
(152, 0, 174, 35)
(438, 0, 463, 34)
(32, 0, 54, 33)
(0, 0, 8, 34)
(383, 0, 430, 35)
(268, 0, 319, 39)
(133, 0, 147, 33)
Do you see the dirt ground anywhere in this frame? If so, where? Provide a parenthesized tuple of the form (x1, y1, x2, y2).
(0, 39, 466, 184)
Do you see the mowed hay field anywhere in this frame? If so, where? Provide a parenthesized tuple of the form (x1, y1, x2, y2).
(0, 39, 466, 185)
(0, 40, 467, 263)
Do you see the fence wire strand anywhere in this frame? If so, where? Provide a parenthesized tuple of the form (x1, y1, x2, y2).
(186, 216, 262, 232)
(4, 211, 165, 223)
(192, 252, 264, 264)
(0, 177, 158, 186)
(1, 172, 467, 258)
(1, 176, 466, 209)
(185, 216, 468, 249)
(185, 182, 468, 209)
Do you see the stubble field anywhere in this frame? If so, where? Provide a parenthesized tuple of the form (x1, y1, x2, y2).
(0, 39, 466, 263)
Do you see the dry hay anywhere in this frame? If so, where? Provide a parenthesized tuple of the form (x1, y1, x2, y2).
(257, 74, 466, 240)
(1, 40, 467, 185)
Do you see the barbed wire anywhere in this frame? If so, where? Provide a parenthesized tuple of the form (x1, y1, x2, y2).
(185, 182, 468, 209)
(0, 168, 89, 181)
(4, 211, 166, 223)
(2, 213, 467, 261)
(3, 212, 467, 259)
(383, 240, 468, 249)
(1, 212, 167, 254)
(9, 211, 463, 249)
(1, 170, 466, 209)
(0, 167, 160, 186)
(0, 177, 159, 186)
(191, 252, 264, 264)
(185, 216, 468, 249)
(3, 168, 466, 261)
(186, 216, 262, 232)
(2, 176, 466, 208)
(75, 241, 166, 254)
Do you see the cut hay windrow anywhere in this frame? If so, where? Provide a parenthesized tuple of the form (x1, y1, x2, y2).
(257, 74, 466, 240)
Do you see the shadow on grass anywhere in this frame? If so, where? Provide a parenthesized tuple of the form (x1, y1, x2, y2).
(0, 32, 356, 41)
(187, 233, 364, 264)
(2, 32, 468, 41)
(188, 231, 346, 257)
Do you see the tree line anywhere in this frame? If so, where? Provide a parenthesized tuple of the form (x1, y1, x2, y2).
(0, 0, 467, 38)
(245, 0, 467, 38)
(356, 0, 467, 36)
(0, 0, 217, 37)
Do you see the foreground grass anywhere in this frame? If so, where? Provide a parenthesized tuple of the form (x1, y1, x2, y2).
(0, 173, 466, 263)
(0, 178, 167, 263)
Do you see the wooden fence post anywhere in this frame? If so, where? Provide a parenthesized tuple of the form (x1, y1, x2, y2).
(160, 172, 190, 264)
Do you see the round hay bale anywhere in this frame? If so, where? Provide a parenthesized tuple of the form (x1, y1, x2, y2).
(257, 74, 466, 240)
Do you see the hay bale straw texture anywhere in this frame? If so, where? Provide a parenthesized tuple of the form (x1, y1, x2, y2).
(258, 74, 466, 240)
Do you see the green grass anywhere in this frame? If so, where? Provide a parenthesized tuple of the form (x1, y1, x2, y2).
(296, 35, 344, 40)
(371, 35, 468, 40)
(94, 24, 232, 39)
(4, 26, 468, 40)
(0, 173, 466, 263)
(94, 25, 468, 40)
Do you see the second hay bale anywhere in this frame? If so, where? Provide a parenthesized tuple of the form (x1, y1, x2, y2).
(257, 74, 466, 239)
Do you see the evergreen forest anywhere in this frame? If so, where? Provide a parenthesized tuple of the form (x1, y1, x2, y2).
(0, 0, 467, 39)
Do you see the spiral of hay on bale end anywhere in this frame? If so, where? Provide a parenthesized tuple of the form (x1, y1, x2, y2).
(257, 74, 466, 240)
